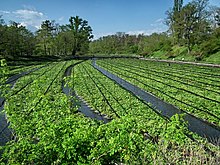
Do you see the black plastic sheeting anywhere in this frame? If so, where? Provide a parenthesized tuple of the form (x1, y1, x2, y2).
(0, 65, 48, 146)
(62, 61, 110, 123)
(92, 59, 220, 145)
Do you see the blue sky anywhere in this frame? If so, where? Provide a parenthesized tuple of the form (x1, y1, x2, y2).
(0, 0, 219, 39)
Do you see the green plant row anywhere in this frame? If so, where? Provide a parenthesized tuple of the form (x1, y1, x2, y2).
(139, 59, 220, 83)
(106, 58, 220, 98)
(108, 58, 220, 88)
(4, 62, 67, 136)
(73, 61, 167, 124)
(0, 59, 9, 95)
(8, 63, 58, 96)
(1, 61, 77, 163)
(97, 59, 220, 126)
(114, 59, 220, 92)
(8, 64, 45, 77)
(1, 60, 219, 164)
(100, 59, 220, 104)
(70, 61, 219, 163)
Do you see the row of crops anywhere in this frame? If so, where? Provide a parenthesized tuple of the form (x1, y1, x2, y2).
(0, 59, 219, 164)
(96, 58, 220, 127)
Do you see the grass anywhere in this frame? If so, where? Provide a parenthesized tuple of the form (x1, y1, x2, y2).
(149, 50, 168, 59)
(204, 52, 220, 64)
(144, 46, 220, 64)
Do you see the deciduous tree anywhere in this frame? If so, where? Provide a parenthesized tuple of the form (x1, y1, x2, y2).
(68, 16, 93, 56)
(36, 20, 55, 56)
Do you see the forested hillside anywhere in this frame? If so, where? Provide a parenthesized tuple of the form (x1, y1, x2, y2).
(89, 0, 220, 63)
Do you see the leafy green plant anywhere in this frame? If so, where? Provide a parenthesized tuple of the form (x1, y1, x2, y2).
(1, 59, 219, 164)
(160, 114, 188, 145)
(97, 58, 220, 126)
(0, 59, 9, 97)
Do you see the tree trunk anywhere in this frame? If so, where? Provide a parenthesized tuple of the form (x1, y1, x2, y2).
(187, 36, 191, 53)
(44, 41, 47, 56)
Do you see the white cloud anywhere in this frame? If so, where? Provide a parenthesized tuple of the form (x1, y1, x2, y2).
(0, 8, 46, 31)
(93, 32, 115, 40)
(58, 16, 64, 21)
(94, 18, 168, 40)
(127, 30, 148, 36)
(128, 18, 167, 36)
(12, 9, 46, 29)
(22, 5, 36, 11)
(0, 10, 11, 14)
(20, 22, 27, 27)
(126, 29, 164, 36)
(155, 18, 164, 23)
(150, 18, 165, 27)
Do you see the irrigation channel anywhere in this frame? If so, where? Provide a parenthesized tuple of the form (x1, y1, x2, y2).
(92, 59, 220, 145)
(0, 65, 48, 146)
(62, 61, 110, 123)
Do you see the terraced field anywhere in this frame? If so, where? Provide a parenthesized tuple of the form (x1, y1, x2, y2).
(0, 58, 219, 164)
(96, 58, 220, 126)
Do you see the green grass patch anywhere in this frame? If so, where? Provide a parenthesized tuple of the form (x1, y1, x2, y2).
(203, 51, 220, 64)
(149, 50, 168, 59)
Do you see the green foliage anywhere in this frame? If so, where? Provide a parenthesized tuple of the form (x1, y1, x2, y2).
(169, 45, 188, 58)
(88, 116, 156, 164)
(68, 16, 93, 56)
(0, 15, 93, 59)
(0, 22, 35, 59)
(204, 51, 220, 63)
(36, 20, 55, 56)
(89, 32, 172, 57)
(89, 33, 141, 55)
(1, 60, 220, 164)
(97, 58, 220, 126)
(200, 38, 220, 57)
(200, 27, 220, 57)
(0, 59, 8, 76)
(160, 114, 188, 145)
(0, 59, 9, 95)
(166, 0, 211, 53)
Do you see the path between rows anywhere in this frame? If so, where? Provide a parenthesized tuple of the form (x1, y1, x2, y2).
(62, 61, 110, 123)
(0, 61, 109, 149)
(92, 59, 220, 145)
(1, 59, 219, 148)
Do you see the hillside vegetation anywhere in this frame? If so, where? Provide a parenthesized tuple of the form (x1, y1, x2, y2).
(89, 0, 220, 64)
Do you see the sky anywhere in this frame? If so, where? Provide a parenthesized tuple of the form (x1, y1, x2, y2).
(0, 0, 219, 39)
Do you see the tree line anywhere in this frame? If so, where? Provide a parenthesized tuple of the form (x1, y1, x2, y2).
(89, 32, 171, 55)
(90, 0, 220, 60)
(0, 0, 219, 61)
(0, 15, 93, 60)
